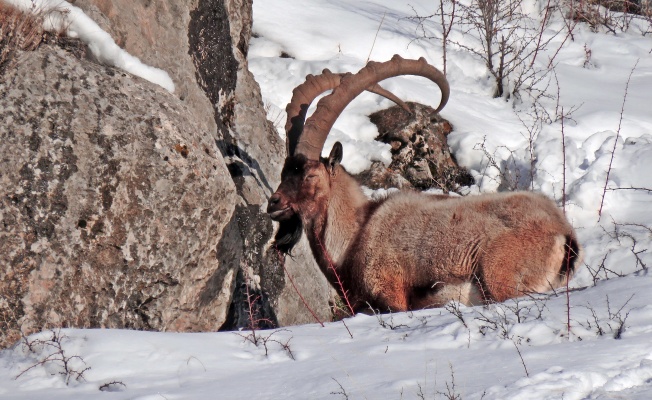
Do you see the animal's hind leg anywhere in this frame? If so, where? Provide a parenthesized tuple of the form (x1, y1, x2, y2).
(480, 231, 566, 302)
(366, 266, 409, 312)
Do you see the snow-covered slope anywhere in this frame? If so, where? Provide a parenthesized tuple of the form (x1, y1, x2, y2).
(1, 275, 652, 399)
(1, 1, 651, 398)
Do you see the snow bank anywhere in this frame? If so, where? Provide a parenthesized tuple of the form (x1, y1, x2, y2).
(1, 274, 652, 399)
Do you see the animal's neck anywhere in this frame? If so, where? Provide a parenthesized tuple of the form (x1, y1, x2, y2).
(305, 167, 368, 286)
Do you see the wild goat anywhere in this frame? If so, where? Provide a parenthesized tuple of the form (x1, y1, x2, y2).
(267, 55, 581, 313)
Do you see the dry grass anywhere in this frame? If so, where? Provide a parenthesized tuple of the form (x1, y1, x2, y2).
(0, 2, 46, 74)
(0, 3, 84, 75)
(568, 0, 652, 34)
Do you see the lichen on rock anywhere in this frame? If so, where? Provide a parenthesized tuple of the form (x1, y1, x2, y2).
(0, 44, 238, 348)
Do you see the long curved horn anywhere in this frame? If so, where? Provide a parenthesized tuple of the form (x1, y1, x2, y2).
(295, 54, 449, 160)
(285, 70, 410, 156)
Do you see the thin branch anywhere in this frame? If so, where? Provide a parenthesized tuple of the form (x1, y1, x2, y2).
(512, 339, 530, 377)
(605, 186, 652, 194)
(366, 11, 387, 64)
(314, 229, 355, 316)
(598, 59, 639, 220)
(561, 106, 567, 214)
(276, 248, 325, 327)
(341, 319, 353, 339)
(529, 0, 553, 68)
(330, 377, 350, 400)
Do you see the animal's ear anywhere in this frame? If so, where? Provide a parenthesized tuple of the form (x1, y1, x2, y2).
(327, 142, 343, 173)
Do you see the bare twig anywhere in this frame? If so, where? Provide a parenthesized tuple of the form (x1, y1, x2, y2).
(586, 251, 612, 285)
(598, 59, 639, 219)
(512, 338, 530, 377)
(276, 248, 325, 327)
(367, 303, 409, 330)
(605, 186, 652, 194)
(561, 106, 567, 214)
(16, 329, 90, 385)
(445, 301, 469, 329)
(436, 363, 462, 400)
(439, 0, 458, 74)
(341, 319, 353, 339)
(366, 11, 387, 64)
(406, 1, 457, 73)
(330, 377, 350, 400)
(236, 328, 295, 360)
(566, 241, 572, 337)
(529, 0, 554, 68)
(315, 229, 356, 316)
(99, 381, 127, 392)
(242, 276, 275, 342)
(578, 294, 634, 339)
(606, 220, 650, 271)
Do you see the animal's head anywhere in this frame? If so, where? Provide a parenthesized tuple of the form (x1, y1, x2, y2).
(267, 143, 344, 253)
(268, 143, 343, 223)
(267, 55, 450, 253)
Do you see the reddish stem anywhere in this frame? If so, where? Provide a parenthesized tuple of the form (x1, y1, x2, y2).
(565, 244, 572, 338)
(275, 248, 325, 327)
(314, 229, 356, 316)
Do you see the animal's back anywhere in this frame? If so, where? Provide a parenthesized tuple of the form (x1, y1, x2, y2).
(353, 191, 577, 306)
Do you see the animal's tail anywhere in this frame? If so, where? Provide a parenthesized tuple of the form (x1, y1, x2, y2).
(560, 235, 582, 280)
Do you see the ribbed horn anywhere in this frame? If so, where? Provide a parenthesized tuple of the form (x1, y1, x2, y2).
(295, 55, 449, 160)
(285, 69, 410, 156)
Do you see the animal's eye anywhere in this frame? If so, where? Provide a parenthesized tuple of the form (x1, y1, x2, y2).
(305, 174, 317, 180)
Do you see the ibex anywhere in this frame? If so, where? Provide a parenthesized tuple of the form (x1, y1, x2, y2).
(267, 55, 581, 313)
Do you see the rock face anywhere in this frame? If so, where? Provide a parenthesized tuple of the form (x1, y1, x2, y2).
(75, 0, 333, 329)
(0, 44, 237, 347)
(0, 0, 332, 348)
(361, 102, 473, 192)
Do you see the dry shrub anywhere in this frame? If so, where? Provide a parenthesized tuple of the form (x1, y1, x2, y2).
(567, 0, 652, 34)
(0, 2, 45, 74)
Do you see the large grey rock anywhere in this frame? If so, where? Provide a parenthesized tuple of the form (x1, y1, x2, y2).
(0, 45, 238, 348)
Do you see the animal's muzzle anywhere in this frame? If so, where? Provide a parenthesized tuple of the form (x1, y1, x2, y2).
(267, 193, 292, 221)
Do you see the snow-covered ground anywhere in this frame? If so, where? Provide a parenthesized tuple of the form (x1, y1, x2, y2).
(1, 0, 652, 398)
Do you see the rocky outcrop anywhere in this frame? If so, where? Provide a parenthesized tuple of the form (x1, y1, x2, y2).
(0, 0, 332, 347)
(76, 0, 333, 329)
(361, 102, 473, 192)
(217, 0, 333, 328)
(0, 44, 238, 347)
(184, 0, 332, 327)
